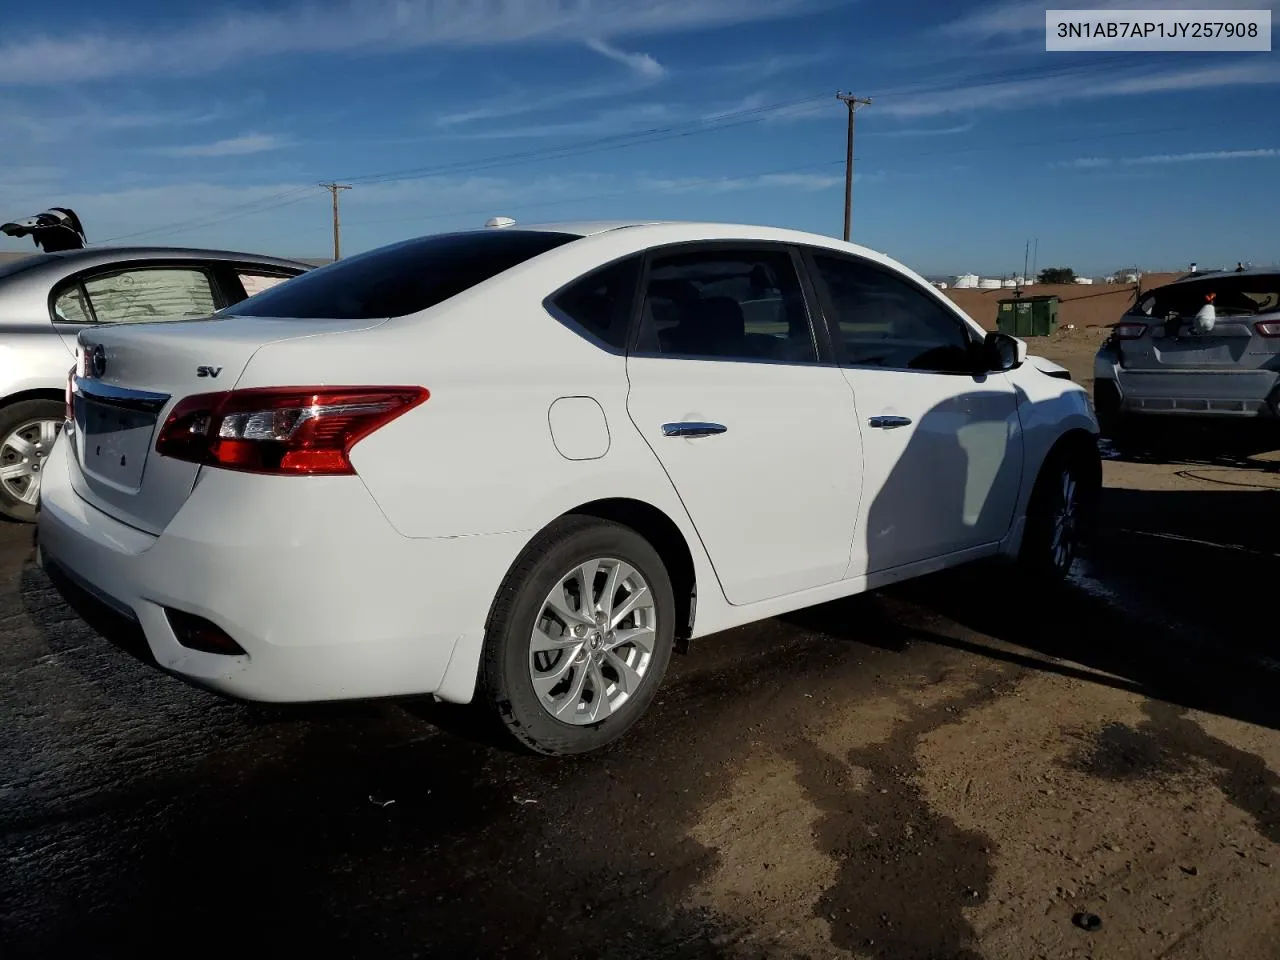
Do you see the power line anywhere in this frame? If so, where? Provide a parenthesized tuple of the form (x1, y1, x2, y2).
(341, 159, 848, 229)
(92, 93, 831, 244)
(98, 186, 316, 243)
(340, 94, 832, 186)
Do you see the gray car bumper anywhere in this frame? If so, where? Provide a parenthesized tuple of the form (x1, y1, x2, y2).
(1094, 351, 1280, 419)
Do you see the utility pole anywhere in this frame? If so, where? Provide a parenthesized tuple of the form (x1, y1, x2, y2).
(319, 182, 351, 260)
(836, 92, 872, 242)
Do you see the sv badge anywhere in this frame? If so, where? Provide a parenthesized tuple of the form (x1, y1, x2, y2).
(196, 365, 223, 378)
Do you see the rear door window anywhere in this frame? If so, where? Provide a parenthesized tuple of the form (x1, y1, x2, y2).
(229, 230, 580, 319)
(75, 267, 219, 324)
(633, 246, 818, 364)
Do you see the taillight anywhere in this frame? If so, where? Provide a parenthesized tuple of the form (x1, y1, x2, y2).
(1256, 320, 1280, 337)
(154, 386, 428, 475)
(65, 365, 75, 422)
(1114, 321, 1147, 340)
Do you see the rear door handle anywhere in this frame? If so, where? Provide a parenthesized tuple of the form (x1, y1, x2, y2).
(662, 421, 727, 438)
(868, 415, 912, 429)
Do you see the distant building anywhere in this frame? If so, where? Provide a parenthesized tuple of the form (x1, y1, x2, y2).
(952, 273, 980, 288)
(1073, 277, 1094, 285)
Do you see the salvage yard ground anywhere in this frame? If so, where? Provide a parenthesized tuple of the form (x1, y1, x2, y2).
(2, 312, 1278, 959)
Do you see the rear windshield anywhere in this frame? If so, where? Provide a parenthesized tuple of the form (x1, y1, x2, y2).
(1131, 274, 1280, 318)
(226, 230, 580, 320)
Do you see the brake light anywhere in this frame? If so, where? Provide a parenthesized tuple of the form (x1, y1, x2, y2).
(65, 364, 75, 422)
(155, 386, 428, 475)
(1114, 321, 1147, 340)
(1256, 320, 1280, 337)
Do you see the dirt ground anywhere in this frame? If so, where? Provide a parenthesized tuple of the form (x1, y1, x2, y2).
(942, 274, 1181, 337)
(3, 310, 1279, 958)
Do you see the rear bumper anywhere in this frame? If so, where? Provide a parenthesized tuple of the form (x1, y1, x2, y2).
(36, 432, 527, 704)
(1094, 359, 1280, 419)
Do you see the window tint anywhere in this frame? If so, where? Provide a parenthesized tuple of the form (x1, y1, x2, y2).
(53, 285, 92, 323)
(229, 230, 580, 320)
(549, 255, 640, 350)
(812, 255, 973, 372)
(635, 248, 816, 363)
(80, 267, 217, 324)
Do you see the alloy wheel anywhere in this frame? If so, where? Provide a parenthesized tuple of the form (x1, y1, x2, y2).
(0, 419, 61, 506)
(529, 557, 658, 725)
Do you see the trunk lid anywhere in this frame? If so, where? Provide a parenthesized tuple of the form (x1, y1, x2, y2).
(1120, 274, 1279, 371)
(69, 315, 387, 534)
(1119, 317, 1257, 370)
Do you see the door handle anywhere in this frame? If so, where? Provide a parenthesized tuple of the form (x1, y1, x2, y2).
(868, 415, 912, 429)
(662, 421, 727, 438)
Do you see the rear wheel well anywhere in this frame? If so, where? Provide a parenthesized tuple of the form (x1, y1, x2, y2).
(567, 498, 696, 644)
(2, 388, 64, 410)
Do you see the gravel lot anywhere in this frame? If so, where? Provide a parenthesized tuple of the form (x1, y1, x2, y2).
(3, 330, 1278, 959)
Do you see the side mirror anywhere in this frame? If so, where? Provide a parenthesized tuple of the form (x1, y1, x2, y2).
(982, 331, 1025, 372)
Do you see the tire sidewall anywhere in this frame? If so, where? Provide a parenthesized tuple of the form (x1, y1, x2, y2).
(487, 520, 676, 756)
(0, 399, 64, 524)
(1022, 448, 1094, 579)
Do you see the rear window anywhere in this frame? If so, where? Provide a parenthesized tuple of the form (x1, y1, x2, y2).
(226, 230, 580, 320)
(1131, 274, 1280, 319)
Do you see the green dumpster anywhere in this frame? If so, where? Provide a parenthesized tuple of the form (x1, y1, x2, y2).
(996, 294, 1059, 337)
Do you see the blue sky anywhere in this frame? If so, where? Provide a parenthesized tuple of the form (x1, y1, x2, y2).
(1, 0, 1277, 276)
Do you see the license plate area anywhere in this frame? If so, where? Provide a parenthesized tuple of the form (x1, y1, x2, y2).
(78, 398, 158, 492)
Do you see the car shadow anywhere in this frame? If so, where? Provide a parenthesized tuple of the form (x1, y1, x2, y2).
(791, 481, 1280, 733)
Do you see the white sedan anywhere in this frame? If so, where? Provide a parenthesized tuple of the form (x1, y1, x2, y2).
(37, 220, 1100, 755)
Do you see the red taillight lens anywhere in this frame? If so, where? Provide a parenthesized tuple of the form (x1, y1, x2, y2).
(1256, 320, 1280, 337)
(65, 365, 75, 422)
(1114, 321, 1148, 340)
(155, 386, 428, 475)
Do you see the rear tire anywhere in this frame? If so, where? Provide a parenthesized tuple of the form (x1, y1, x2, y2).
(1019, 440, 1101, 580)
(480, 516, 676, 756)
(0, 400, 64, 524)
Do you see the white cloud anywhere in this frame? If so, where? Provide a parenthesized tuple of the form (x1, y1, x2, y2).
(1055, 147, 1280, 169)
(875, 122, 975, 137)
(0, 164, 853, 251)
(640, 171, 845, 193)
(0, 0, 842, 84)
(878, 62, 1280, 117)
(439, 104, 678, 140)
(585, 38, 665, 78)
(1125, 147, 1280, 165)
(0, 101, 224, 145)
(436, 77, 659, 127)
(161, 134, 285, 158)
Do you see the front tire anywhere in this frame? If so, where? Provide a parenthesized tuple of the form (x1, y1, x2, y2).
(480, 516, 676, 756)
(1019, 441, 1100, 579)
(0, 400, 65, 523)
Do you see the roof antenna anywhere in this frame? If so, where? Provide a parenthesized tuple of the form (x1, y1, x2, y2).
(485, 216, 516, 229)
